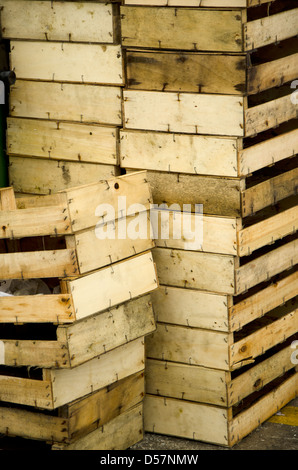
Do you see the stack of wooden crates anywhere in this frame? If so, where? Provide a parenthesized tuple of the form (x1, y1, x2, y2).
(0, 172, 158, 449)
(1, 0, 123, 194)
(120, 0, 298, 446)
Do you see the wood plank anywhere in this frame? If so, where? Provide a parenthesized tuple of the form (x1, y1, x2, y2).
(146, 322, 230, 370)
(121, 7, 243, 52)
(244, 9, 298, 51)
(74, 214, 155, 274)
(239, 129, 298, 176)
(146, 359, 228, 406)
(235, 239, 298, 294)
(1, 1, 118, 43)
(0, 187, 16, 210)
(0, 205, 72, 239)
(59, 295, 155, 367)
(0, 294, 75, 324)
(10, 41, 123, 85)
(0, 249, 79, 280)
(10, 80, 122, 126)
(229, 372, 298, 446)
(245, 94, 297, 137)
(62, 171, 153, 233)
(58, 403, 143, 450)
(153, 247, 235, 294)
(0, 371, 144, 442)
(0, 375, 53, 409)
(0, 407, 67, 443)
(230, 271, 298, 332)
(125, 0, 274, 4)
(241, 168, 298, 217)
(230, 307, 298, 369)
(229, 345, 296, 406)
(120, 130, 239, 177)
(7, 118, 119, 165)
(1, 339, 68, 368)
(123, 90, 244, 136)
(144, 171, 242, 217)
(152, 209, 237, 255)
(9, 156, 119, 195)
(144, 395, 229, 446)
(124, 0, 247, 6)
(151, 286, 229, 332)
(238, 206, 298, 256)
(51, 338, 145, 408)
(125, 50, 246, 95)
(67, 371, 144, 440)
(247, 53, 298, 95)
(68, 252, 158, 320)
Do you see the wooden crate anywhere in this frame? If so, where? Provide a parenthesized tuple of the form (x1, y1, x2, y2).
(119, 0, 298, 447)
(0, 295, 155, 369)
(0, 336, 145, 410)
(0, 371, 144, 446)
(121, 3, 298, 53)
(0, 173, 158, 325)
(144, 367, 298, 447)
(1, 0, 124, 194)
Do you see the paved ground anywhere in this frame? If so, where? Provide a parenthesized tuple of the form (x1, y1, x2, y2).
(131, 397, 298, 451)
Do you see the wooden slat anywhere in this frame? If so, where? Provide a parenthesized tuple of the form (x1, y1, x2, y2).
(241, 168, 298, 217)
(0, 205, 72, 239)
(151, 285, 229, 331)
(120, 130, 239, 177)
(51, 338, 145, 408)
(146, 322, 229, 369)
(121, 7, 243, 52)
(0, 187, 16, 210)
(230, 271, 298, 332)
(125, 50, 246, 95)
(229, 372, 298, 446)
(0, 249, 79, 280)
(144, 171, 242, 217)
(7, 118, 119, 165)
(245, 94, 297, 137)
(9, 156, 119, 195)
(74, 214, 155, 274)
(63, 171, 153, 233)
(144, 395, 229, 446)
(123, 90, 244, 136)
(238, 206, 298, 256)
(58, 295, 155, 367)
(247, 53, 298, 95)
(58, 403, 143, 450)
(67, 371, 144, 441)
(235, 239, 298, 295)
(0, 375, 53, 409)
(0, 407, 68, 442)
(10, 80, 122, 126)
(239, 129, 298, 176)
(153, 247, 235, 294)
(1, 1, 118, 43)
(244, 9, 298, 51)
(230, 307, 298, 369)
(1, 339, 69, 368)
(146, 359, 228, 406)
(68, 251, 158, 320)
(124, 0, 247, 6)
(0, 294, 75, 324)
(229, 345, 296, 406)
(152, 210, 237, 255)
(10, 41, 123, 85)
